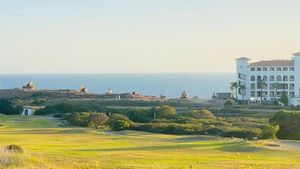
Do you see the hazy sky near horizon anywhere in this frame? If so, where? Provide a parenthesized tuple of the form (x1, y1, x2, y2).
(0, 0, 300, 74)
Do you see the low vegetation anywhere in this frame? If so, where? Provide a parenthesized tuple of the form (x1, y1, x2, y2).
(33, 102, 285, 140)
(0, 115, 300, 169)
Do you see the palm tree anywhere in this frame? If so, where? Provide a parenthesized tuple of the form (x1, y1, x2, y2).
(239, 85, 246, 100)
(257, 80, 265, 103)
(273, 82, 281, 101)
(230, 82, 238, 100)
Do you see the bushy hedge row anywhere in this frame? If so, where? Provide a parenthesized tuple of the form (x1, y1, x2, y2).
(131, 123, 203, 135)
(130, 123, 263, 139)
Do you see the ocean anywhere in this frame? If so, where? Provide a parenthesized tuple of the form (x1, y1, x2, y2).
(0, 73, 235, 99)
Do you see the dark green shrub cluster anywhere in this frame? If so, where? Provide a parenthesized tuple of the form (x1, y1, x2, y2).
(35, 102, 107, 115)
(221, 128, 262, 139)
(0, 99, 22, 115)
(65, 112, 109, 129)
(270, 111, 300, 140)
(131, 123, 202, 135)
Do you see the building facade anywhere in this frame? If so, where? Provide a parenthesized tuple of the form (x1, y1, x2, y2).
(236, 52, 300, 105)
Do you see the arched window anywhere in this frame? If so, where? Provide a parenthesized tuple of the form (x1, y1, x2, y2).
(263, 75, 268, 81)
(251, 83, 255, 89)
(290, 75, 295, 81)
(257, 76, 262, 81)
(283, 75, 288, 81)
(251, 76, 255, 81)
(277, 75, 281, 81)
(270, 75, 275, 81)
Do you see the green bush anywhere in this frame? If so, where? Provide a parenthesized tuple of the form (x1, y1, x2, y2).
(259, 125, 279, 139)
(110, 120, 130, 131)
(224, 99, 237, 106)
(186, 109, 215, 119)
(151, 105, 176, 118)
(222, 128, 262, 139)
(88, 113, 109, 129)
(0, 99, 21, 115)
(131, 123, 202, 135)
(270, 111, 300, 140)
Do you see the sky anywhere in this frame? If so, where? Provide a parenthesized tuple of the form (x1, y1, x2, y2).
(0, 0, 300, 74)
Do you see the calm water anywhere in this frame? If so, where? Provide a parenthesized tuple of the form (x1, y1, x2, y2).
(0, 73, 234, 99)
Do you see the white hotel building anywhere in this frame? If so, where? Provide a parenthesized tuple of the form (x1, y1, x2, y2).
(236, 52, 300, 106)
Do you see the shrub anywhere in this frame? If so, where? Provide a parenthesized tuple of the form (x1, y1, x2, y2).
(5, 145, 23, 153)
(222, 128, 262, 139)
(131, 123, 203, 135)
(270, 111, 300, 140)
(110, 120, 130, 131)
(151, 105, 176, 118)
(224, 99, 237, 106)
(186, 109, 215, 119)
(259, 125, 279, 139)
(279, 91, 288, 106)
(0, 99, 20, 115)
(88, 113, 109, 129)
(66, 112, 90, 127)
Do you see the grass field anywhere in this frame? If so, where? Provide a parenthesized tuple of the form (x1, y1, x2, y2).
(0, 115, 300, 169)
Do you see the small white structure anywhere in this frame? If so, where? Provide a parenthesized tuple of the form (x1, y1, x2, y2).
(180, 90, 189, 99)
(106, 88, 113, 95)
(21, 107, 33, 116)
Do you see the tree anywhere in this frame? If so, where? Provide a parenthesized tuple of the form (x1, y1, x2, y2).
(257, 80, 265, 103)
(88, 113, 109, 129)
(270, 111, 300, 140)
(279, 91, 288, 106)
(0, 99, 20, 115)
(110, 120, 130, 131)
(239, 85, 246, 100)
(107, 114, 132, 131)
(230, 82, 238, 100)
(259, 125, 279, 139)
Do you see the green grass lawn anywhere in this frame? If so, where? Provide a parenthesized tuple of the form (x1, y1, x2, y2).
(0, 115, 300, 169)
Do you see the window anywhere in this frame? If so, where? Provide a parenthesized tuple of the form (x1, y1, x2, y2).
(270, 91, 275, 97)
(263, 67, 268, 71)
(251, 91, 255, 97)
(290, 75, 295, 81)
(290, 92, 295, 97)
(290, 67, 294, 71)
(250, 67, 255, 71)
(257, 82, 267, 89)
(257, 67, 261, 71)
(283, 67, 288, 71)
(277, 67, 281, 71)
(251, 76, 255, 81)
(251, 83, 255, 89)
(283, 84, 288, 90)
(270, 67, 275, 71)
(283, 75, 288, 81)
(257, 76, 262, 81)
(263, 75, 268, 81)
(290, 83, 295, 90)
(238, 73, 246, 80)
(270, 75, 275, 81)
(277, 75, 281, 81)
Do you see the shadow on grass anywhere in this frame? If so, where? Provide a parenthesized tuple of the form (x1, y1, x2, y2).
(218, 143, 266, 152)
(0, 128, 88, 135)
(76, 141, 242, 152)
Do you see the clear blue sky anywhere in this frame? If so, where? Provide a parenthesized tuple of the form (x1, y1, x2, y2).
(0, 0, 300, 73)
